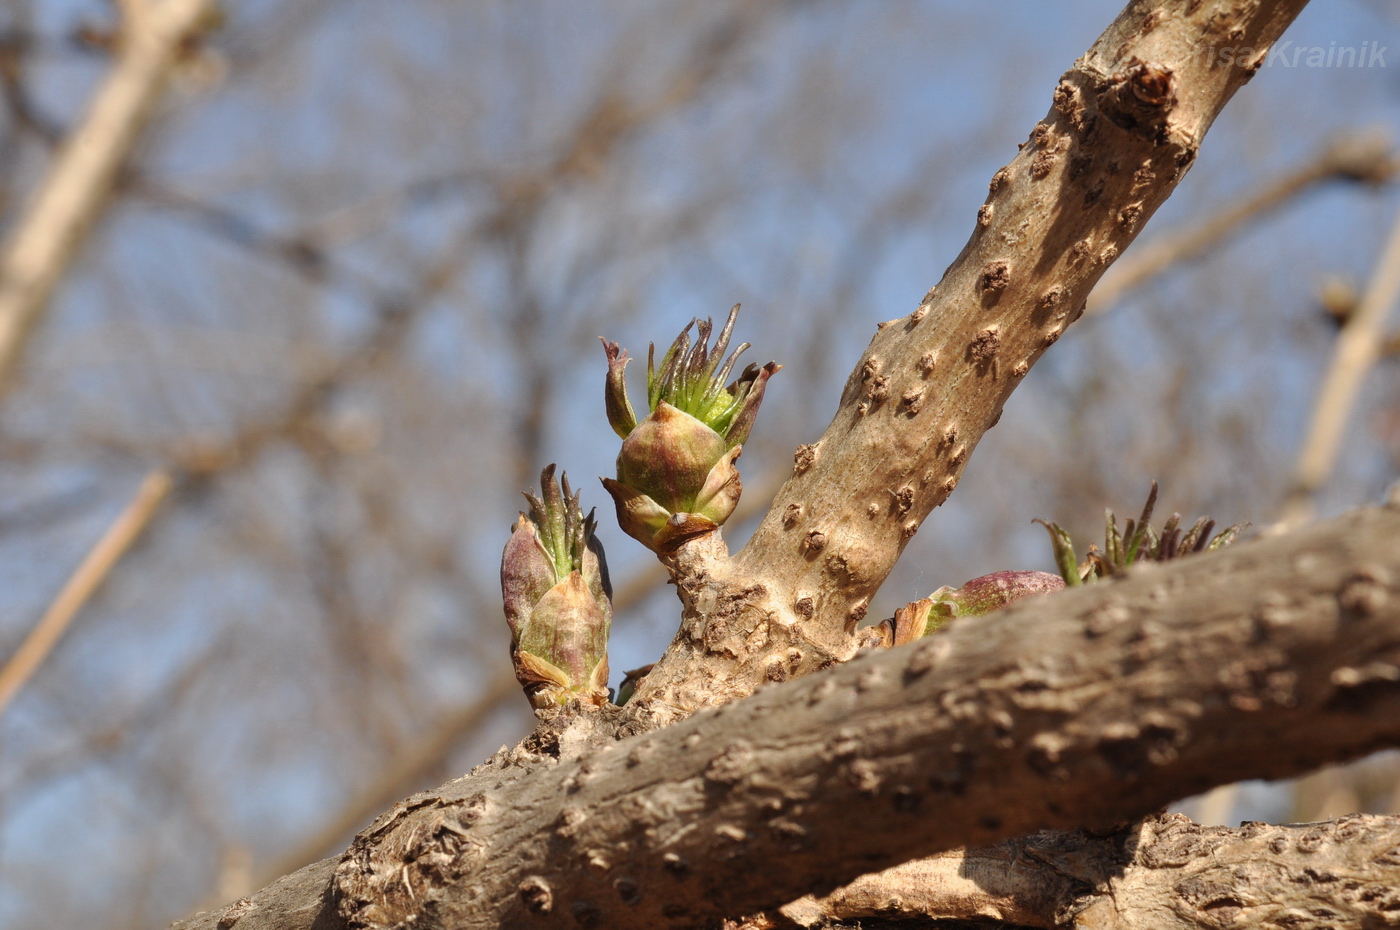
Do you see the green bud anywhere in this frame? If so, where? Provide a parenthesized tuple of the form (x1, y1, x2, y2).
(1036, 482, 1245, 585)
(501, 466, 612, 708)
(601, 304, 779, 552)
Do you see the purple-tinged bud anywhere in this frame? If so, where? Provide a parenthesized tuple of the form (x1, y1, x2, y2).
(929, 570, 1065, 619)
(602, 340, 638, 440)
(1036, 482, 1244, 585)
(514, 573, 610, 705)
(601, 304, 779, 552)
(616, 403, 728, 515)
(875, 571, 1065, 648)
(500, 466, 612, 709)
(501, 514, 558, 639)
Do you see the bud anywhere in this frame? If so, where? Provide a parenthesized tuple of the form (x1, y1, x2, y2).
(1036, 481, 1245, 585)
(601, 304, 780, 552)
(872, 570, 1066, 647)
(614, 663, 654, 707)
(928, 570, 1065, 620)
(501, 465, 612, 708)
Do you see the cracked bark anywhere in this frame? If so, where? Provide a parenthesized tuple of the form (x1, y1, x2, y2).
(780, 813, 1400, 929)
(175, 499, 1400, 930)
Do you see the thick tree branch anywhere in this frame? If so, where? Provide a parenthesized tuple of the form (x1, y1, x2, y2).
(781, 813, 1400, 929)
(630, 0, 1311, 720)
(175, 499, 1400, 930)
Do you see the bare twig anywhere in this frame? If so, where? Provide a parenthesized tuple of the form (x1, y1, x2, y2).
(1278, 204, 1400, 529)
(0, 0, 214, 399)
(0, 470, 171, 717)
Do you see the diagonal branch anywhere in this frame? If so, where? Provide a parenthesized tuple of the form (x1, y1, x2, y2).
(1278, 202, 1400, 530)
(0, 0, 214, 400)
(629, 0, 1313, 721)
(1085, 130, 1398, 315)
(0, 469, 170, 717)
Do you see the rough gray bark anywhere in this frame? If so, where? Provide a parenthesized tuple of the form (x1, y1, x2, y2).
(175, 499, 1400, 930)
(782, 813, 1400, 929)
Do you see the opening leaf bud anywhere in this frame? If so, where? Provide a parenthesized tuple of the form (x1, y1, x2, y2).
(501, 465, 612, 708)
(600, 304, 780, 552)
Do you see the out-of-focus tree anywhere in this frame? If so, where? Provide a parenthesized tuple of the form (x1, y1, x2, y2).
(0, 1, 1398, 928)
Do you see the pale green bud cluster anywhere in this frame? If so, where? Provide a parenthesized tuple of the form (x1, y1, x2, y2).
(601, 304, 779, 552)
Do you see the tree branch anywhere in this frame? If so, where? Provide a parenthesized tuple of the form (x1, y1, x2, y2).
(629, 0, 1312, 720)
(780, 813, 1400, 929)
(1203, 193, 1400, 825)
(0, 470, 170, 717)
(168, 4, 1368, 929)
(1278, 202, 1400, 530)
(0, 0, 214, 399)
(1085, 130, 1398, 315)
(175, 498, 1400, 930)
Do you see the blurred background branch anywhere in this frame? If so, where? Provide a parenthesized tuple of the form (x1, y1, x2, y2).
(1279, 201, 1400, 529)
(1086, 130, 1399, 315)
(0, 0, 214, 398)
(233, 672, 519, 902)
(0, 468, 168, 716)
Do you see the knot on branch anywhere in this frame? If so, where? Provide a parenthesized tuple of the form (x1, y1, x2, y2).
(1100, 58, 1177, 142)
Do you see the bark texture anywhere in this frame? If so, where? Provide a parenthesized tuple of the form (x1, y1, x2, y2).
(628, 0, 1312, 721)
(174, 500, 1400, 930)
(782, 813, 1400, 929)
